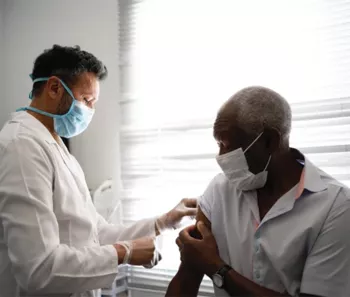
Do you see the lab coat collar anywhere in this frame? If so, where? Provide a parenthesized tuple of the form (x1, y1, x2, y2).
(11, 111, 57, 144)
(11, 112, 88, 197)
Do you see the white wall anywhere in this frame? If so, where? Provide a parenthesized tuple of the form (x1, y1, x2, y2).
(0, 0, 121, 191)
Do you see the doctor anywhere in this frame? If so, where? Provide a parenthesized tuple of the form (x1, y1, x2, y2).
(0, 45, 197, 297)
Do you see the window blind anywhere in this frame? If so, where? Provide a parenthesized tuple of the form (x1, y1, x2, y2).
(118, 0, 350, 293)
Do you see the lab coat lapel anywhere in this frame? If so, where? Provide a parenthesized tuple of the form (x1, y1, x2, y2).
(54, 142, 88, 199)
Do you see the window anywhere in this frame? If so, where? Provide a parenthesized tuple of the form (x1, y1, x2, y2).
(118, 0, 350, 293)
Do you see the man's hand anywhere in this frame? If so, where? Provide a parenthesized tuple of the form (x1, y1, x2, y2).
(114, 236, 162, 267)
(176, 221, 225, 276)
(156, 198, 198, 233)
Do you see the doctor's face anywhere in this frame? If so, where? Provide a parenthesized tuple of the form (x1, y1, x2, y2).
(54, 72, 100, 115)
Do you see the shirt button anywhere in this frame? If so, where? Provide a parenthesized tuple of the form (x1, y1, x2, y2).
(255, 230, 260, 239)
(255, 244, 260, 253)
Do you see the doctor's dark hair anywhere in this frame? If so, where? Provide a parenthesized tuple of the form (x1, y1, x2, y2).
(30, 45, 108, 97)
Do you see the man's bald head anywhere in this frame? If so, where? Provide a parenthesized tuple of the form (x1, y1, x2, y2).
(215, 86, 292, 144)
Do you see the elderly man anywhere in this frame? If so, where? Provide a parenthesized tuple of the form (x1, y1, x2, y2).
(166, 86, 350, 297)
(0, 45, 197, 297)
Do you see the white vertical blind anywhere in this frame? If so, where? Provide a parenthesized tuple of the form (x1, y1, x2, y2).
(118, 0, 350, 292)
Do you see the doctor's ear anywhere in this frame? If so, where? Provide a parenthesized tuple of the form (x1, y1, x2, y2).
(47, 77, 64, 99)
(263, 127, 281, 154)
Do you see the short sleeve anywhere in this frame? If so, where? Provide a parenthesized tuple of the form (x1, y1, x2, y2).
(199, 174, 222, 223)
(300, 197, 350, 297)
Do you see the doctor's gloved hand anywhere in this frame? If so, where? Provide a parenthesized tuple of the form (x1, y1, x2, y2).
(115, 236, 162, 267)
(156, 198, 198, 234)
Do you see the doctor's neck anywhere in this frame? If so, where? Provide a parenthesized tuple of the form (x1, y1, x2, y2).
(28, 97, 61, 143)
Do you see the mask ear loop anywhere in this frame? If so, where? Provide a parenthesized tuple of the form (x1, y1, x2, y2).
(243, 131, 271, 172)
(28, 76, 50, 99)
(243, 131, 264, 154)
(264, 155, 272, 171)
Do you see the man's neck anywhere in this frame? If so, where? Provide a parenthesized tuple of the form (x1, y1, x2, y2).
(26, 108, 60, 143)
(257, 148, 304, 215)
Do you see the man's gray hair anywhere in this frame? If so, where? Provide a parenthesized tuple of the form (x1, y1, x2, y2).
(223, 86, 292, 140)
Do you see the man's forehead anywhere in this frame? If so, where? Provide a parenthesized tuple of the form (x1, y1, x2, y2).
(218, 100, 230, 114)
(75, 73, 99, 92)
(214, 116, 236, 140)
(213, 97, 241, 138)
(76, 72, 97, 85)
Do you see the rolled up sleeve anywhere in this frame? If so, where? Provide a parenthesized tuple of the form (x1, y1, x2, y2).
(198, 174, 222, 222)
(0, 137, 119, 294)
(300, 197, 350, 297)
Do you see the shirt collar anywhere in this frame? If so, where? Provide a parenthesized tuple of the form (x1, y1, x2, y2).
(258, 149, 327, 226)
(302, 157, 327, 193)
(11, 111, 57, 144)
(292, 148, 327, 199)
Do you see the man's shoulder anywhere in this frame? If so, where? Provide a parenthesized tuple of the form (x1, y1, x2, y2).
(0, 113, 49, 151)
(204, 173, 234, 195)
(0, 128, 55, 179)
(315, 168, 350, 209)
(210, 172, 232, 186)
(199, 173, 235, 217)
(0, 124, 48, 159)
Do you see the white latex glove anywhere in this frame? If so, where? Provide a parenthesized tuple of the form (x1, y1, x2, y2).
(116, 236, 162, 267)
(143, 237, 162, 269)
(156, 198, 198, 234)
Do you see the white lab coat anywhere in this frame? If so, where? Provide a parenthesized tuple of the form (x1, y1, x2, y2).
(0, 111, 156, 297)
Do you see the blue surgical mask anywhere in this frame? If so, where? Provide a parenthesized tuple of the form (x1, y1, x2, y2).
(17, 76, 94, 138)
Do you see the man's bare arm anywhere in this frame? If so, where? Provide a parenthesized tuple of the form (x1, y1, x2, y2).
(165, 207, 210, 297)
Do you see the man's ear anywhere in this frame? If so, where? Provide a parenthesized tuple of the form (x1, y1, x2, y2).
(263, 127, 281, 154)
(46, 76, 64, 99)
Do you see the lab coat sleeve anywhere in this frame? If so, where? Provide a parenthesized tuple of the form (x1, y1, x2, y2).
(0, 137, 119, 294)
(97, 212, 157, 245)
